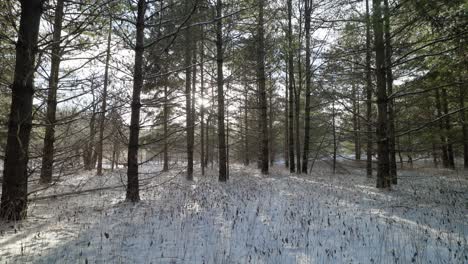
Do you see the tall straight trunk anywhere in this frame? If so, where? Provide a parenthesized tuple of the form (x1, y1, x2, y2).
(163, 84, 169, 172)
(295, 0, 303, 172)
(458, 35, 468, 169)
(460, 84, 468, 169)
(301, 0, 312, 173)
(191, 42, 197, 157)
(244, 84, 250, 166)
(40, 0, 64, 184)
(257, 0, 269, 174)
(126, 0, 146, 202)
(269, 74, 274, 166)
(284, 66, 289, 168)
(200, 30, 205, 175)
(352, 81, 361, 160)
(332, 100, 337, 174)
(205, 116, 210, 168)
(295, 65, 301, 172)
(0, 0, 44, 220)
(226, 101, 230, 178)
(365, 0, 373, 177)
(287, 0, 295, 173)
(216, 0, 227, 181)
(373, 0, 390, 189)
(184, 3, 194, 181)
(442, 88, 455, 169)
(96, 18, 112, 176)
(383, 0, 397, 184)
(435, 88, 449, 167)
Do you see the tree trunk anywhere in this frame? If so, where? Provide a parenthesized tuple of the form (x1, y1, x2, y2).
(365, 0, 373, 178)
(244, 84, 250, 166)
(96, 17, 112, 176)
(295, 67, 301, 172)
(301, 0, 312, 174)
(163, 84, 169, 172)
(442, 88, 455, 169)
(0, 0, 44, 220)
(126, 0, 146, 202)
(200, 30, 205, 175)
(216, 0, 227, 181)
(373, 0, 391, 189)
(40, 0, 65, 184)
(352, 82, 361, 161)
(287, 0, 295, 173)
(332, 100, 337, 174)
(383, 0, 397, 184)
(284, 65, 289, 168)
(435, 88, 449, 168)
(226, 99, 230, 179)
(460, 83, 468, 169)
(185, 2, 194, 181)
(257, 0, 269, 175)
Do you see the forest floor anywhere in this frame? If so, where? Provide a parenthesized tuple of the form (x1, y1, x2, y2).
(0, 162, 467, 263)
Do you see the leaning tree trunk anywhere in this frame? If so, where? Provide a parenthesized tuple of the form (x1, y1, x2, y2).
(0, 0, 44, 220)
(257, 0, 269, 175)
(96, 17, 112, 176)
(372, 0, 391, 189)
(301, 0, 312, 173)
(126, 0, 146, 202)
(216, 0, 227, 181)
(365, 0, 373, 178)
(40, 0, 65, 184)
(287, 0, 295, 173)
(383, 0, 397, 184)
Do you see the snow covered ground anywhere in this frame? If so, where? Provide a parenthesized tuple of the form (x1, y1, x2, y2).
(0, 163, 467, 263)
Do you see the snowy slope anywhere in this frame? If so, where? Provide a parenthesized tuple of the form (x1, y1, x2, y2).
(0, 164, 467, 263)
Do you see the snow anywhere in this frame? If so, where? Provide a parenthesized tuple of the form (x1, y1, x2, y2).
(1, 163, 467, 263)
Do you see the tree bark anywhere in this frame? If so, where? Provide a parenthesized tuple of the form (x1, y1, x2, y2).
(96, 17, 112, 176)
(269, 74, 274, 166)
(435, 88, 449, 168)
(244, 83, 249, 166)
(460, 83, 468, 169)
(200, 29, 205, 175)
(301, 0, 312, 173)
(383, 0, 397, 184)
(163, 84, 169, 172)
(185, 1, 194, 181)
(284, 64, 289, 168)
(365, 0, 373, 178)
(126, 0, 146, 202)
(287, 0, 295, 173)
(0, 0, 44, 220)
(40, 0, 65, 184)
(373, 0, 391, 189)
(257, 0, 269, 175)
(216, 0, 227, 181)
(442, 88, 455, 169)
(332, 100, 337, 174)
